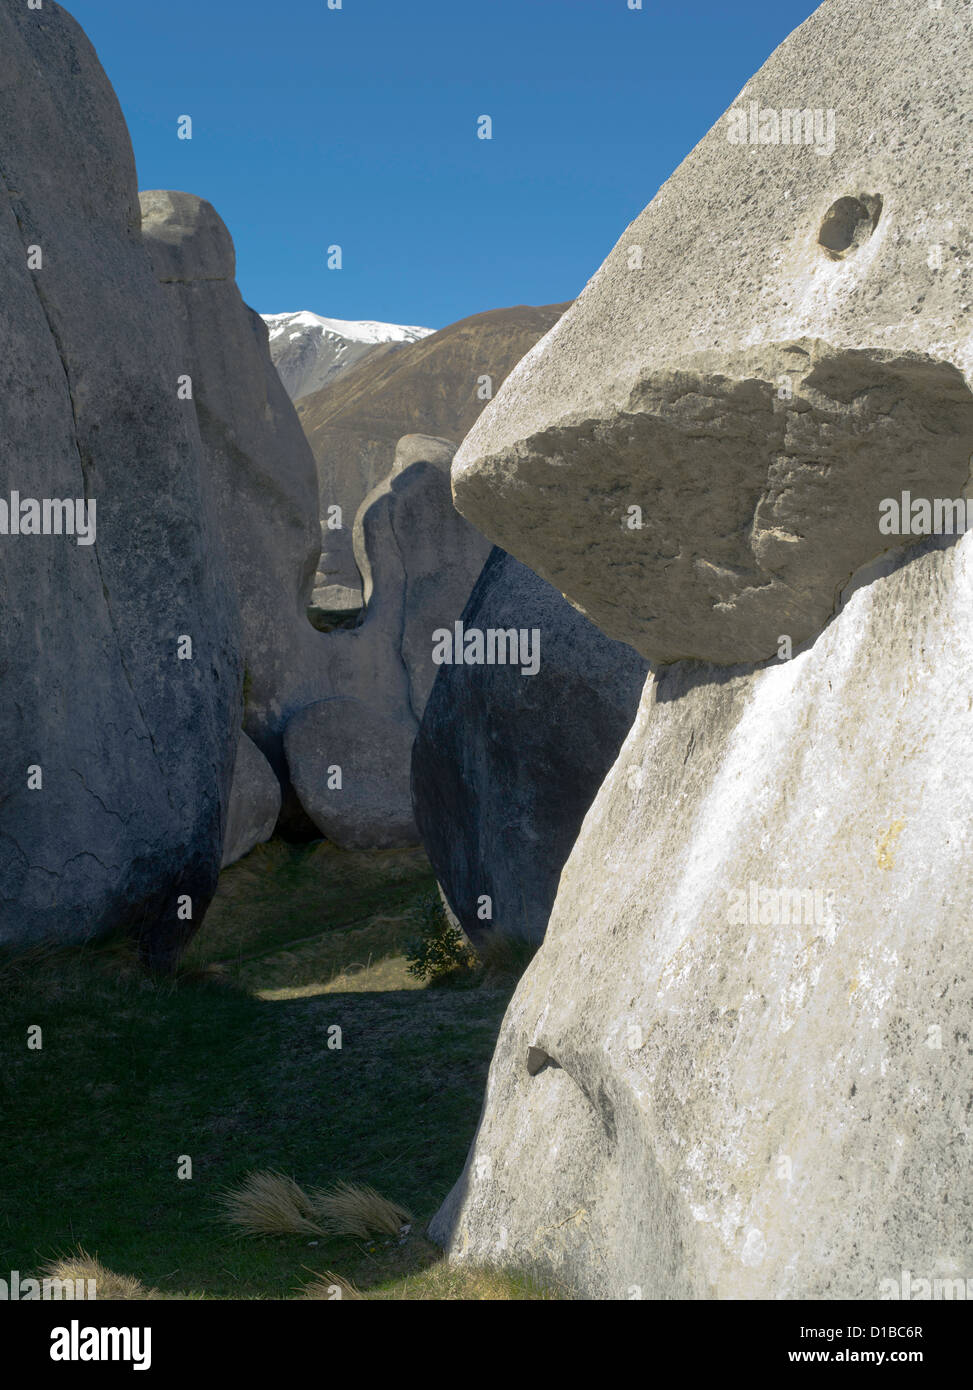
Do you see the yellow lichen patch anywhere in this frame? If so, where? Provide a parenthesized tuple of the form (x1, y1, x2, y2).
(876, 819, 906, 871)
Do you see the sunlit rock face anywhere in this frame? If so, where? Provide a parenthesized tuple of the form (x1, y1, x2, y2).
(432, 0, 973, 1298)
(451, 3, 973, 667)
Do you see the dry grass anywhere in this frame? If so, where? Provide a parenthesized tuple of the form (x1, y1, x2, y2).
(219, 1170, 326, 1237)
(310, 1180, 412, 1238)
(298, 1259, 566, 1300)
(299, 1269, 365, 1300)
(42, 1249, 156, 1300)
(219, 1171, 412, 1241)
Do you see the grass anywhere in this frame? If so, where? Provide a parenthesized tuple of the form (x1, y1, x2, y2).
(0, 839, 556, 1299)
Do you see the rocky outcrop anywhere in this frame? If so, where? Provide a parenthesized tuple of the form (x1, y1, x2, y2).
(221, 733, 281, 868)
(451, 18, 973, 666)
(0, 4, 241, 964)
(287, 436, 492, 848)
(140, 192, 327, 797)
(432, 0, 973, 1298)
(297, 304, 569, 594)
(411, 549, 648, 943)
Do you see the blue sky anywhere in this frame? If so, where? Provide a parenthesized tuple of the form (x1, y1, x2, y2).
(67, 0, 818, 329)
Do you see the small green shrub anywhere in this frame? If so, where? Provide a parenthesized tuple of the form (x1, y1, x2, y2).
(405, 894, 476, 983)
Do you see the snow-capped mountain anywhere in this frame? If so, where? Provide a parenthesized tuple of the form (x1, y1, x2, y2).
(262, 310, 434, 402)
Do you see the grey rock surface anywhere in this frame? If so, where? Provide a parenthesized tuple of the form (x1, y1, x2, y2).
(452, 3, 973, 665)
(287, 436, 492, 846)
(284, 698, 419, 850)
(221, 732, 281, 868)
(431, 0, 973, 1298)
(0, 4, 241, 964)
(140, 192, 327, 794)
(411, 548, 649, 943)
(431, 535, 973, 1297)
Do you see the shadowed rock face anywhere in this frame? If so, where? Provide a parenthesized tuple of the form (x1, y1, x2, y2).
(457, 342, 973, 664)
(431, 0, 973, 1298)
(221, 733, 281, 868)
(452, 4, 973, 666)
(0, 5, 241, 964)
(411, 548, 649, 944)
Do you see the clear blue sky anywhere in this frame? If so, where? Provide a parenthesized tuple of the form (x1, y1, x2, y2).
(66, 0, 818, 329)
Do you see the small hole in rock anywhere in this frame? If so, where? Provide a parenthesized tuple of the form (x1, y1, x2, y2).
(818, 194, 882, 260)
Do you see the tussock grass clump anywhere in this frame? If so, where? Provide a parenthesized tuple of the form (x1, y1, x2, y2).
(300, 1269, 365, 1300)
(219, 1170, 326, 1237)
(220, 1171, 412, 1240)
(42, 1249, 155, 1300)
(310, 1181, 412, 1238)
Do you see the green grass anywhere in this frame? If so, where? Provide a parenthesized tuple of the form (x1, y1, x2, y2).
(0, 840, 551, 1299)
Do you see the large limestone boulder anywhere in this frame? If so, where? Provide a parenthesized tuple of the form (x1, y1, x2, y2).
(451, 6, 973, 666)
(431, 0, 973, 1298)
(411, 549, 648, 943)
(431, 535, 973, 1297)
(297, 304, 569, 594)
(221, 733, 281, 868)
(140, 191, 327, 793)
(286, 436, 492, 847)
(0, 4, 241, 964)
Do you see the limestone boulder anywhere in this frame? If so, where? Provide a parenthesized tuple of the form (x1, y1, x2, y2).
(451, 4, 973, 666)
(140, 191, 326, 793)
(431, 0, 973, 1299)
(0, 4, 241, 964)
(431, 534, 973, 1297)
(221, 733, 281, 868)
(286, 437, 492, 846)
(411, 549, 648, 943)
(284, 698, 419, 851)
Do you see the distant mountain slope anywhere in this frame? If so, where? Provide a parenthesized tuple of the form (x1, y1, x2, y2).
(263, 310, 433, 402)
(296, 302, 570, 591)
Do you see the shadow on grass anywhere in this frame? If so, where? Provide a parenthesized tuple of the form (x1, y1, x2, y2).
(0, 839, 518, 1299)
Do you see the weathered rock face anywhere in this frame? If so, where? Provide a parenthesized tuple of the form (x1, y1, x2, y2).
(140, 191, 326, 789)
(0, 5, 241, 963)
(221, 733, 281, 868)
(451, 5, 973, 666)
(432, 0, 973, 1298)
(432, 536, 973, 1297)
(286, 436, 492, 848)
(412, 549, 648, 943)
(297, 304, 569, 594)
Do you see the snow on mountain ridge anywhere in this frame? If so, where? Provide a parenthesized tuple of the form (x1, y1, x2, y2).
(264, 309, 433, 347)
(261, 309, 434, 402)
